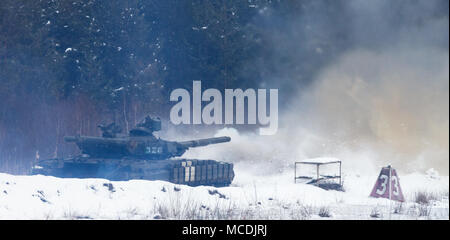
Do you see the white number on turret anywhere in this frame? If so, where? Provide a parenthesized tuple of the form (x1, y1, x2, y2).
(146, 146, 163, 154)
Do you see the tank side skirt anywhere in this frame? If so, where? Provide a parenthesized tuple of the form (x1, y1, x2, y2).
(169, 159, 234, 187)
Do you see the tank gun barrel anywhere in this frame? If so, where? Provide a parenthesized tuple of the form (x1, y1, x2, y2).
(178, 136, 231, 148)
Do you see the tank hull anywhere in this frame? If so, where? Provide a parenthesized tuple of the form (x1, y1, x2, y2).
(32, 157, 234, 187)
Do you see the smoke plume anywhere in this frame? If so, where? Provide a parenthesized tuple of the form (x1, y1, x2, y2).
(183, 0, 449, 176)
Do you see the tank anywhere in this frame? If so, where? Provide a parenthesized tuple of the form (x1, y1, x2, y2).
(32, 115, 234, 187)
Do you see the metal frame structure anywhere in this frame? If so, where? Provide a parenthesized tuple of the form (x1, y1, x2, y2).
(294, 160, 342, 185)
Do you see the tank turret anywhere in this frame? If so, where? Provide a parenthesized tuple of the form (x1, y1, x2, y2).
(32, 115, 234, 186)
(63, 135, 230, 159)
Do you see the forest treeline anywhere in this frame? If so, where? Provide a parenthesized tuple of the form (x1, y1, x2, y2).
(0, 0, 349, 173)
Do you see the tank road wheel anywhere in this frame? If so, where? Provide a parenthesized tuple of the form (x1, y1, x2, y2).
(170, 160, 234, 187)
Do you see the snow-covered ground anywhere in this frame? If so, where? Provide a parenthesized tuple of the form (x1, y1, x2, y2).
(0, 160, 448, 220)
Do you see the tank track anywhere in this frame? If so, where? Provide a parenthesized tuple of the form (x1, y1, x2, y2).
(32, 157, 234, 187)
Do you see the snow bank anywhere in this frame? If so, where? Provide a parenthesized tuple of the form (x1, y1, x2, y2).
(0, 163, 447, 220)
